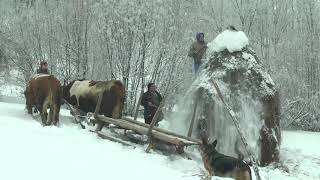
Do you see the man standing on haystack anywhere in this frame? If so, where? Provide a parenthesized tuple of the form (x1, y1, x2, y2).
(188, 32, 207, 73)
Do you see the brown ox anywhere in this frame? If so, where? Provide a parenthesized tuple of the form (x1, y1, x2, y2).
(63, 80, 125, 130)
(25, 74, 62, 126)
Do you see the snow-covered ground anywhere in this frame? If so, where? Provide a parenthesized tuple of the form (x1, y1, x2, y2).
(0, 101, 201, 180)
(0, 98, 319, 180)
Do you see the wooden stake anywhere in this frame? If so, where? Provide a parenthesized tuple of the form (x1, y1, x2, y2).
(145, 97, 166, 153)
(188, 94, 199, 137)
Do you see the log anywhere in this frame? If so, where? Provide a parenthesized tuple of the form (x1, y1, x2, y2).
(97, 131, 134, 147)
(62, 99, 86, 129)
(96, 115, 199, 146)
(121, 116, 202, 144)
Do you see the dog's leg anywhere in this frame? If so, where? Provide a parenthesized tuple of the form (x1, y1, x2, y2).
(235, 169, 251, 180)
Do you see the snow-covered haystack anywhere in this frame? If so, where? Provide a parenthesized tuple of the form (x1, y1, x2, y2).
(168, 29, 280, 166)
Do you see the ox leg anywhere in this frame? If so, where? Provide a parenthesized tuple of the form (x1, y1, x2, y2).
(41, 100, 50, 126)
(52, 104, 60, 126)
(95, 121, 105, 131)
(111, 100, 122, 119)
(26, 98, 33, 114)
(41, 112, 48, 126)
(47, 106, 53, 125)
(27, 104, 33, 114)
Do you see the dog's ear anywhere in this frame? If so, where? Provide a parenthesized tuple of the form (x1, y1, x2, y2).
(212, 139, 218, 148)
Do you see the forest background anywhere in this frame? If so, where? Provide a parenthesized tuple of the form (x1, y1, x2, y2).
(0, 0, 319, 131)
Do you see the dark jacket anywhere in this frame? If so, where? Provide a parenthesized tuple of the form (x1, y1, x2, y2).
(141, 90, 163, 122)
(188, 41, 207, 64)
(36, 69, 50, 74)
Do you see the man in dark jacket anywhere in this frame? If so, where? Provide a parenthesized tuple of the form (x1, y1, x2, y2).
(141, 83, 163, 125)
(36, 61, 50, 74)
(188, 32, 207, 73)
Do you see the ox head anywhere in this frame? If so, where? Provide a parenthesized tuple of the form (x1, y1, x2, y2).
(99, 80, 126, 119)
(61, 80, 76, 104)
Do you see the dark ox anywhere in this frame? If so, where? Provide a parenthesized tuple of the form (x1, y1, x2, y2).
(25, 74, 62, 126)
(63, 80, 125, 130)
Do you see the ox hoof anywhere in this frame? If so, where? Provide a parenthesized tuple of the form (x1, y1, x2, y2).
(27, 108, 32, 114)
(41, 121, 49, 126)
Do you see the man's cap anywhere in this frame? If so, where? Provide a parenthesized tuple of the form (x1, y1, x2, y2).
(40, 61, 48, 65)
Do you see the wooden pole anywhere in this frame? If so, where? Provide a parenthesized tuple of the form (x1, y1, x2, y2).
(62, 99, 86, 129)
(96, 115, 198, 146)
(145, 97, 166, 152)
(188, 95, 199, 137)
(97, 131, 134, 147)
(121, 116, 202, 144)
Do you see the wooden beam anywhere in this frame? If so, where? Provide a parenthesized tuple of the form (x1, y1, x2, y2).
(188, 96, 199, 137)
(96, 115, 199, 146)
(121, 116, 202, 144)
(97, 131, 134, 147)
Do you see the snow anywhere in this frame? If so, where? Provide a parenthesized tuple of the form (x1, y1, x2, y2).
(207, 30, 249, 53)
(281, 131, 320, 157)
(0, 102, 200, 180)
(0, 83, 24, 97)
(0, 95, 320, 180)
(242, 52, 257, 69)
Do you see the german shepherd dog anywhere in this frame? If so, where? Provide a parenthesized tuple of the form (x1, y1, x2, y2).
(199, 131, 252, 180)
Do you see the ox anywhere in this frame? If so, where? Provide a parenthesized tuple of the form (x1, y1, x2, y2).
(25, 74, 62, 126)
(63, 80, 125, 131)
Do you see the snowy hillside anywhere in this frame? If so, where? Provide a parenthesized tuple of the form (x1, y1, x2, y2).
(0, 99, 319, 180)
